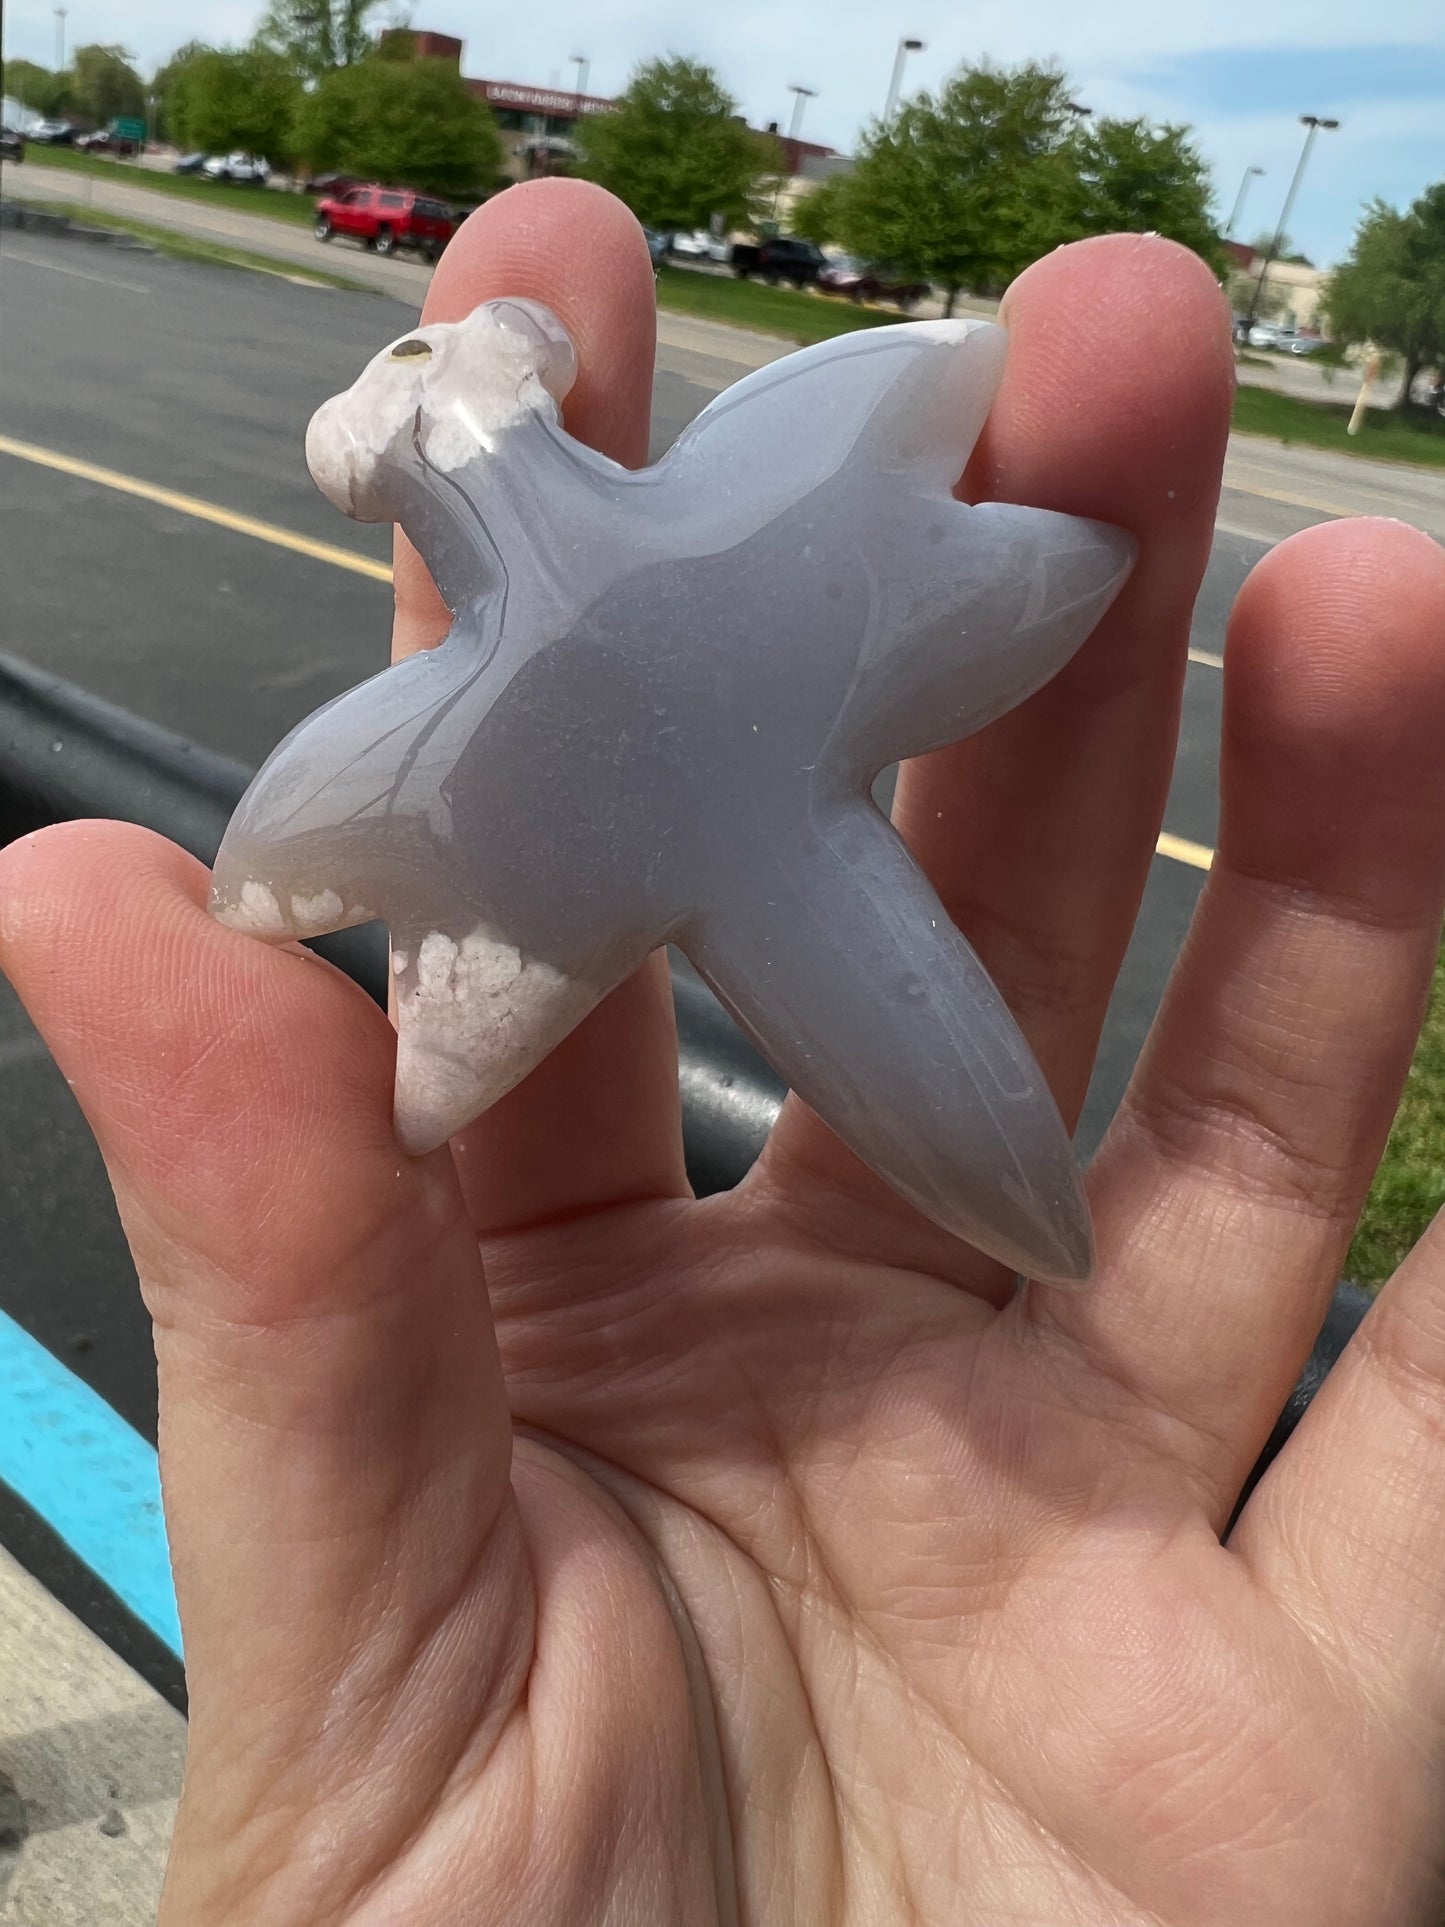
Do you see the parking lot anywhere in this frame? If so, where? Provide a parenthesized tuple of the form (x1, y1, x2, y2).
(0, 221, 1435, 1719)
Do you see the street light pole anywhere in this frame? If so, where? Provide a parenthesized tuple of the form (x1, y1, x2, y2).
(570, 55, 589, 105)
(1247, 115, 1338, 325)
(54, 7, 67, 72)
(1224, 164, 1265, 239)
(786, 82, 815, 145)
(770, 84, 816, 224)
(883, 37, 924, 123)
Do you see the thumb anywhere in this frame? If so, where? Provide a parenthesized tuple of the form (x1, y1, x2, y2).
(0, 824, 530, 1874)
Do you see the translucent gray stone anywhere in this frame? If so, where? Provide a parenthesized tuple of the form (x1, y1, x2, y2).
(211, 298, 1134, 1283)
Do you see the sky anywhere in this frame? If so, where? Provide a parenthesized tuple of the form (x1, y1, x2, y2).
(5, 0, 1444, 265)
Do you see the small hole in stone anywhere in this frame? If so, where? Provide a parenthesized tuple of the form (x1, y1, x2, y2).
(390, 339, 432, 360)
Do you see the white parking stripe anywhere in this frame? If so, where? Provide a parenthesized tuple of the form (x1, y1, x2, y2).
(1, 246, 151, 295)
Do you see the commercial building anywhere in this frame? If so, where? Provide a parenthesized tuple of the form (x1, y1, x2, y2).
(1223, 239, 1327, 330)
(379, 31, 611, 179)
(381, 30, 847, 195)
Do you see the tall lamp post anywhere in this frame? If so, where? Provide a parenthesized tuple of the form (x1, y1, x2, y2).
(770, 84, 816, 224)
(1225, 164, 1265, 238)
(1247, 115, 1339, 325)
(883, 38, 924, 122)
(786, 81, 816, 146)
(570, 54, 589, 105)
(53, 7, 67, 72)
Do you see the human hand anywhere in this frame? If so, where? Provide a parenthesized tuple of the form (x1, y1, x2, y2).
(4, 182, 1445, 1926)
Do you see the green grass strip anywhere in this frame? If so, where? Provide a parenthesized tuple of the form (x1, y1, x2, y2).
(652, 263, 912, 345)
(1351, 945, 1445, 1287)
(9, 198, 374, 292)
(10, 145, 317, 224)
(1233, 382, 1445, 470)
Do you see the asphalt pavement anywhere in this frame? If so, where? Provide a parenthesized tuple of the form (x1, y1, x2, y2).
(0, 219, 1229, 1427)
(0, 228, 1438, 1792)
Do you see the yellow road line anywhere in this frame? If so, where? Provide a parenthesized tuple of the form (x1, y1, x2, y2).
(1224, 476, 1363, 522)
(1156, 831, 1214, 871)
(0, 431, 1221, 875)
(0, 432, 393, 584)
(1187, 647, 1223, 669)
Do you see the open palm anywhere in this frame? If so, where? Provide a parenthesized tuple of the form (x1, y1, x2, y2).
(4, 183, 1445, 1927)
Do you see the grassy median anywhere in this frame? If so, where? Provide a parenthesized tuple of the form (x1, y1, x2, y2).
(11, 198, 370, 289)
(1350, 948, 1445, 1287)
(652, 263, 911, 342)
(1233, 384, 1445, 470)
(11, 145, 317, 225)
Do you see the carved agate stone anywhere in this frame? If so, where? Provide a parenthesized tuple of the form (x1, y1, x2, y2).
(210, 298, 1134, 1282)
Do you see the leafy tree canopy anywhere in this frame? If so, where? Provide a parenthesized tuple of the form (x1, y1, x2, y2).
(255, 0, 378, 81)
(825, 64, 1080, 303)
(1250, 228, 1312, 266)
(149, 41, 212, 143)
(2, 58, 71, 116)
(825, 62, 1224, 305)
(1064, 116, 1224, 274)
(579, 56, 774, 233)
(294, 53, 503, 199)
(1325, 187, 1445, 406)
(790, 174, 848, 247)
(165, 46, 301, 163)
(70, 44, 145, 125)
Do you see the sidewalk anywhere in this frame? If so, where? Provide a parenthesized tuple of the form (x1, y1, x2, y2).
(0, 1548, 181, 1923)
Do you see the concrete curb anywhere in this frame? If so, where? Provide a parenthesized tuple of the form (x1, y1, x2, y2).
(0, 1547, 182, 1923)
(0, 199, 152, 251)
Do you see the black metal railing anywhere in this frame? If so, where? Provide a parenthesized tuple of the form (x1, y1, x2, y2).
(0, 650, 1368, 1472)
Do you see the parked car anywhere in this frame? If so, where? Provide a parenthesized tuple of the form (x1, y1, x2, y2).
(203, 152, 271, 185)
(313, 184, 457, 263)
(29, 119, 74, 144)
(1284, 333, 1327, 355)
(730, 236, 827, 287)
(669, 228, 729, 263)
(0, 127, 23, 163)
(641, 225, 668, 270)
(817, 254, 930, 312)
(1247, 323, 1287, 349)
(304, 171, 361, 197)
(173, 151, 209, 174)
(76, 128, 139, 156)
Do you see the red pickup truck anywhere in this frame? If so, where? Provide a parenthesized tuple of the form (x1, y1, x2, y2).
(313, 185, 456, 264)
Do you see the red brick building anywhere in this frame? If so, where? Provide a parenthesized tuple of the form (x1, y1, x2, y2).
(380, 31, 844, 187)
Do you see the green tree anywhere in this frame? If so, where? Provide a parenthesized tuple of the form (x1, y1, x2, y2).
(69, 44, 145, 125)
(579, 56, 774, 233)
(256, 0, 378, 80)
(828, 63, 1079, 313)
(294, 54, 502, 198)
(167, 47, 301, 164)
(1226, 269, 1289, 324)
(2, 58, 71, 115)
(1325, 188, 1445, 408)
(790, 173, 848, 247)
(150, 41, 212, 144)
(1250, 228, 1312, 266)
(1062, 117, 1223, 273)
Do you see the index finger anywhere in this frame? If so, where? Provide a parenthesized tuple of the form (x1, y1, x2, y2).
(393, 178, 657, 658)
(387, 181, 691, 1238)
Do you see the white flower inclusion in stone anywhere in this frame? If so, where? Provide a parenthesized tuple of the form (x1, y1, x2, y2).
(393, 929, 595, 1154)
(209, 295, 1136, 1285)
